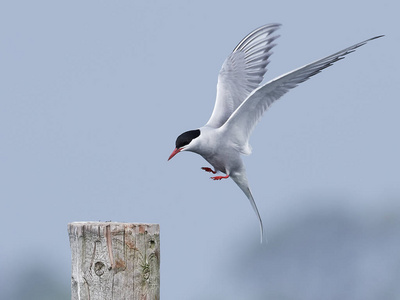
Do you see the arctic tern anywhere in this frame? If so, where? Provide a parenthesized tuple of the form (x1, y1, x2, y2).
(168, 23, 382, 242)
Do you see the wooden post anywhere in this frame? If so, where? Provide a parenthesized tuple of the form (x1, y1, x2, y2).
(68, 222, 160, 300)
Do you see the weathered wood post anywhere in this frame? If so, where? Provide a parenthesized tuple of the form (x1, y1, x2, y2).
(68, 222, 160, 300)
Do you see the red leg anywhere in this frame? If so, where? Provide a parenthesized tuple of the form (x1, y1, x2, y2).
(201, 167, 216, 174)
(211, 174, 229, 180)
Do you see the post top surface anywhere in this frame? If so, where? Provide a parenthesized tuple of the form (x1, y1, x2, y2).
(69, 221, 159, 226)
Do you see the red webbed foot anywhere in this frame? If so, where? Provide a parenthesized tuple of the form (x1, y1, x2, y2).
(211, 174, 229, 180)
(201, 167, 216, 174)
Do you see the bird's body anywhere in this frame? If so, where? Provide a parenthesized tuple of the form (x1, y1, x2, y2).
(187, 126, 242, 174)
(168, 23, 383, 242)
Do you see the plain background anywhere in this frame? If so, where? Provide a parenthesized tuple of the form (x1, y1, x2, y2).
(1, 1, 399, 299)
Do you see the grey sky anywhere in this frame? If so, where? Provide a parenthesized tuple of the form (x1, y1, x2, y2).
(0, 0, 398, 299)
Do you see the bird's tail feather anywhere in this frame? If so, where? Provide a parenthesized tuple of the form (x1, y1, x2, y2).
(231, 175, 264, 243)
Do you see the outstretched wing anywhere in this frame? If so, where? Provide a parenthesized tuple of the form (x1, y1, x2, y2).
(222, 35, 383, 153)
(205, 24, 281, 128)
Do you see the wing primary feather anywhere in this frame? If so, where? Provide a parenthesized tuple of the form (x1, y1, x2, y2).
(234, 23, 281, 52)
(243, 36, 280, 56)
(245, 48, 276, 64)
(244, 45, 276, 60)
(245, 61, 270, 70)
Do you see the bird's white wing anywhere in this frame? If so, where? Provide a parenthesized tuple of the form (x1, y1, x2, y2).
(222, 35, 383, 152)
(205, 24, 281, 128)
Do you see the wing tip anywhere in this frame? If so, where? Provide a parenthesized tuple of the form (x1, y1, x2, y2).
(233, 23, 282, 52)
(369, 34, 385, 40)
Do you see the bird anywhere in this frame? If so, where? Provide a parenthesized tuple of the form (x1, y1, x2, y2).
(168, 23, 383, 243)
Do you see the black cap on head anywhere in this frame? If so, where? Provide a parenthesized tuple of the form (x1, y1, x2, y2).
(175, 129, 200, 149)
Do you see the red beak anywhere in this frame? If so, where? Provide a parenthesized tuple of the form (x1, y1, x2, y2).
(168, 148, 182, 161)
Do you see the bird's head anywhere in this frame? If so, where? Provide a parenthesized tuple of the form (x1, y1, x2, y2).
(168, 129, 201, 161)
